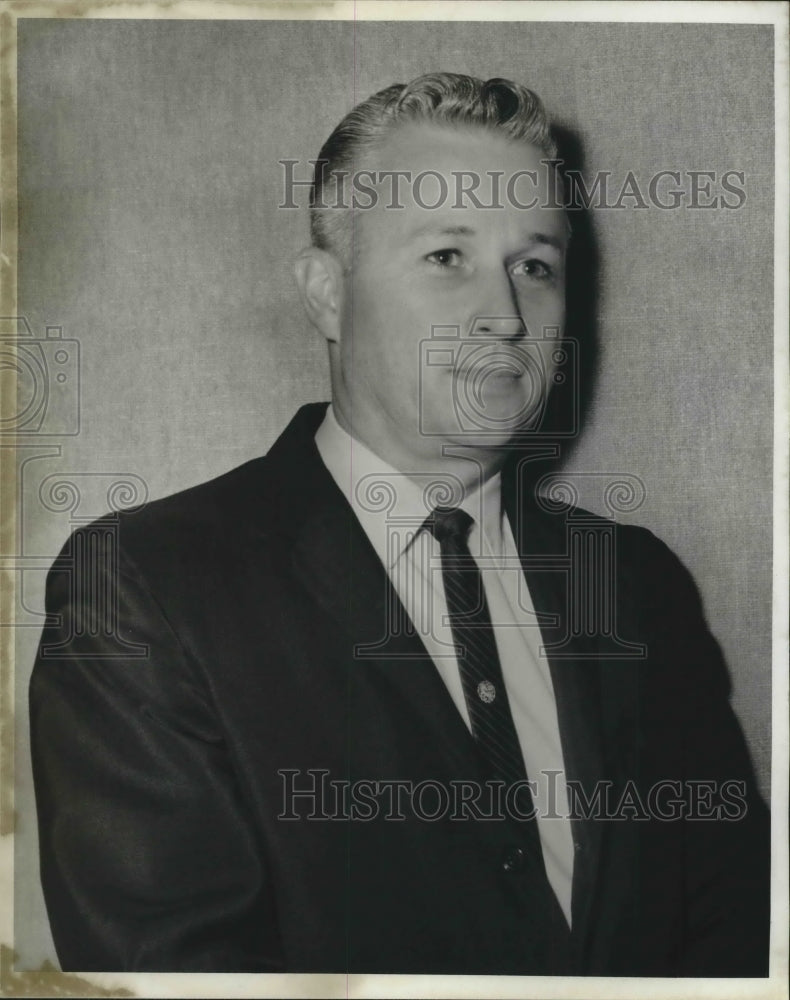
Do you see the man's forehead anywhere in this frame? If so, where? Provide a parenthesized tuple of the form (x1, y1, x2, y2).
(369, 119, 547, 170)
(340, 122, 569, 254)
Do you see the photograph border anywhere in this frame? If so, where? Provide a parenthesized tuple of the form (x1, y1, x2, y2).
(1, 2, 787, 998)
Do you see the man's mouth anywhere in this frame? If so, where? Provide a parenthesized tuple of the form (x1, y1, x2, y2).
(453, 352, 527, 380)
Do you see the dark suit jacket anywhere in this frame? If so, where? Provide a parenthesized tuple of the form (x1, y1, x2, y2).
(30, 402, 770, 975)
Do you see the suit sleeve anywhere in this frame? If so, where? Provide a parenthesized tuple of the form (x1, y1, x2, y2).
(29, 523, 284, 972)
(643, 530, 771, 977)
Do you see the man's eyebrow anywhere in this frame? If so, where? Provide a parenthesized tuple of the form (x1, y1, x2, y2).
(406, 224, 477, 241)
(406, 223, 568, 250)
(527, 232, 567, 252)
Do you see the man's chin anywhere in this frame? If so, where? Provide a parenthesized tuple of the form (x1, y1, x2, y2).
(438, 424, 526, 454)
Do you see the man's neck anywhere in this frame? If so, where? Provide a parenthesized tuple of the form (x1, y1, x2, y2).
(330, 402, 507, 496)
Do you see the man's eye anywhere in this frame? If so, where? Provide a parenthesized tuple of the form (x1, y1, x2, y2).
(426, 248, 463, 267)
(511, 258, 554, 281)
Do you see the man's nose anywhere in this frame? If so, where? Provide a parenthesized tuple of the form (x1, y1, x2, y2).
(470, 269, 525, 340)
(471, 315, 526, 340)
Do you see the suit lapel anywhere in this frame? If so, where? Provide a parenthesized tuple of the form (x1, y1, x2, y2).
(282, 425, 487, 784)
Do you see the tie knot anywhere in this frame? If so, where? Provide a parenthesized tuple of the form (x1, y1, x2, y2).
(426, 506, 474, 545)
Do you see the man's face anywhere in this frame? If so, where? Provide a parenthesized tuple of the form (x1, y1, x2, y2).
(335, 122, 568, 470)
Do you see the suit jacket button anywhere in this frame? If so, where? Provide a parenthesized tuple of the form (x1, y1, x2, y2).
(502, 846, 525, 872)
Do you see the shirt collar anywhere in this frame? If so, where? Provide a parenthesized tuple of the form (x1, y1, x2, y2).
(315, 405, 505, 568)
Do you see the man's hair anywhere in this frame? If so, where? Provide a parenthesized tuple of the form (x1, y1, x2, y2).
(309, 72, 557, 263)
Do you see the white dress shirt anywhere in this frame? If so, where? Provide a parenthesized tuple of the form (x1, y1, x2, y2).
(315, 405, 574, 925)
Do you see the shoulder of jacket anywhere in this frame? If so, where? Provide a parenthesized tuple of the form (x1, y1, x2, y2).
(53, 453, 274, 573)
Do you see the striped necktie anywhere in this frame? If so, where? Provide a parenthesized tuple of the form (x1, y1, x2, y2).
(425, 505, 574, 965)
(426, 506, 536, 805)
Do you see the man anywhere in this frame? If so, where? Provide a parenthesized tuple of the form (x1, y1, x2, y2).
(30, 73, 770, 976)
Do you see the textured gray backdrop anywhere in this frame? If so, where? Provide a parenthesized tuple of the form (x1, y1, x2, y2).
(14, 18, 773, 965)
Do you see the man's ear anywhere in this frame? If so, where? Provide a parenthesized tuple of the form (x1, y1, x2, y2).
(294, 246, 344, 344)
